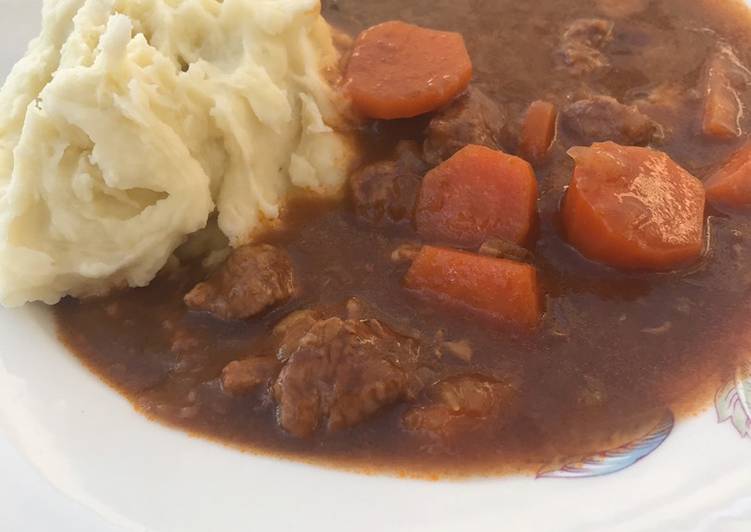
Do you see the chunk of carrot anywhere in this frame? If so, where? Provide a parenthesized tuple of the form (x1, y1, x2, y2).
(345, 21, 473, 120)
(702, 46, 750, 139)
(519, 100, 557, 162)
(703, 71, 742, 139)
(562, 142, 706, 271)
(705, 142, 751, 209)
(415, 145, 538, 247)
(404, 246, 542, 328)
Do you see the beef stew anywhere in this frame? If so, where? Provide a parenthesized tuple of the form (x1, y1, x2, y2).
(56, 0, 751, 477)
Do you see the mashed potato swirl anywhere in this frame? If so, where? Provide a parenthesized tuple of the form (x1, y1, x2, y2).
(0, 0, 351, 306)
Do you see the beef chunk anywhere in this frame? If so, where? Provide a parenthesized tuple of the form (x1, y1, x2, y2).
(222, 357, 280, 396)
(273, 317, 420, 437)
(423, 88, 511, 166)
(630, 85, 698, 142)
(633, 84, 693, 113)
(350, 141, 427, 225)
(273, 309, 321, 361)
(562, 95, 661, 145)
(556, 19, 614, 75)
(185, 244, 295, 320)
(403, 375, 517, 438)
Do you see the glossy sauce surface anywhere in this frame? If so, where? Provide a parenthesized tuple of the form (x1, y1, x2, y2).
(57, 0, 751, 476)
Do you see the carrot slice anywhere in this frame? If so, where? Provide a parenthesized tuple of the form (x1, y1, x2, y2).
(705, 142, 751, 209)
(702, 46, 750, 139)
(703, 67, 742, 139)
(415, 145, 538, 247)
(562, 142, 706, 271)
(345, 21, 472, 120)
(519, 100, 557, 162)
(404, 246, 542, 328)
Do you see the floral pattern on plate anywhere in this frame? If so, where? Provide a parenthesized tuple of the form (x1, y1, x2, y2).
(538, 411, 674, 478)
(716, 362, 751, 439)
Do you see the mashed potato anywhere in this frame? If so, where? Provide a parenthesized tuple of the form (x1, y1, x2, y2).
(0, 0, 351, 306)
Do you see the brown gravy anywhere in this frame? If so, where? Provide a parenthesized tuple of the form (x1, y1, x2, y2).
(56, 0, 751, 477)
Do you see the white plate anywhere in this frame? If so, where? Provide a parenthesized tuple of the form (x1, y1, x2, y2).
(2, 2, 751, 531)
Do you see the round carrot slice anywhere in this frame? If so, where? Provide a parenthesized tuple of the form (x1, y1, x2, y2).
(345, 21, 473, 120)
(562, 142, 706, 271)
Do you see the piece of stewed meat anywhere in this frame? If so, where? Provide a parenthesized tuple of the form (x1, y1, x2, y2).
(185, 244, 295, 320)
